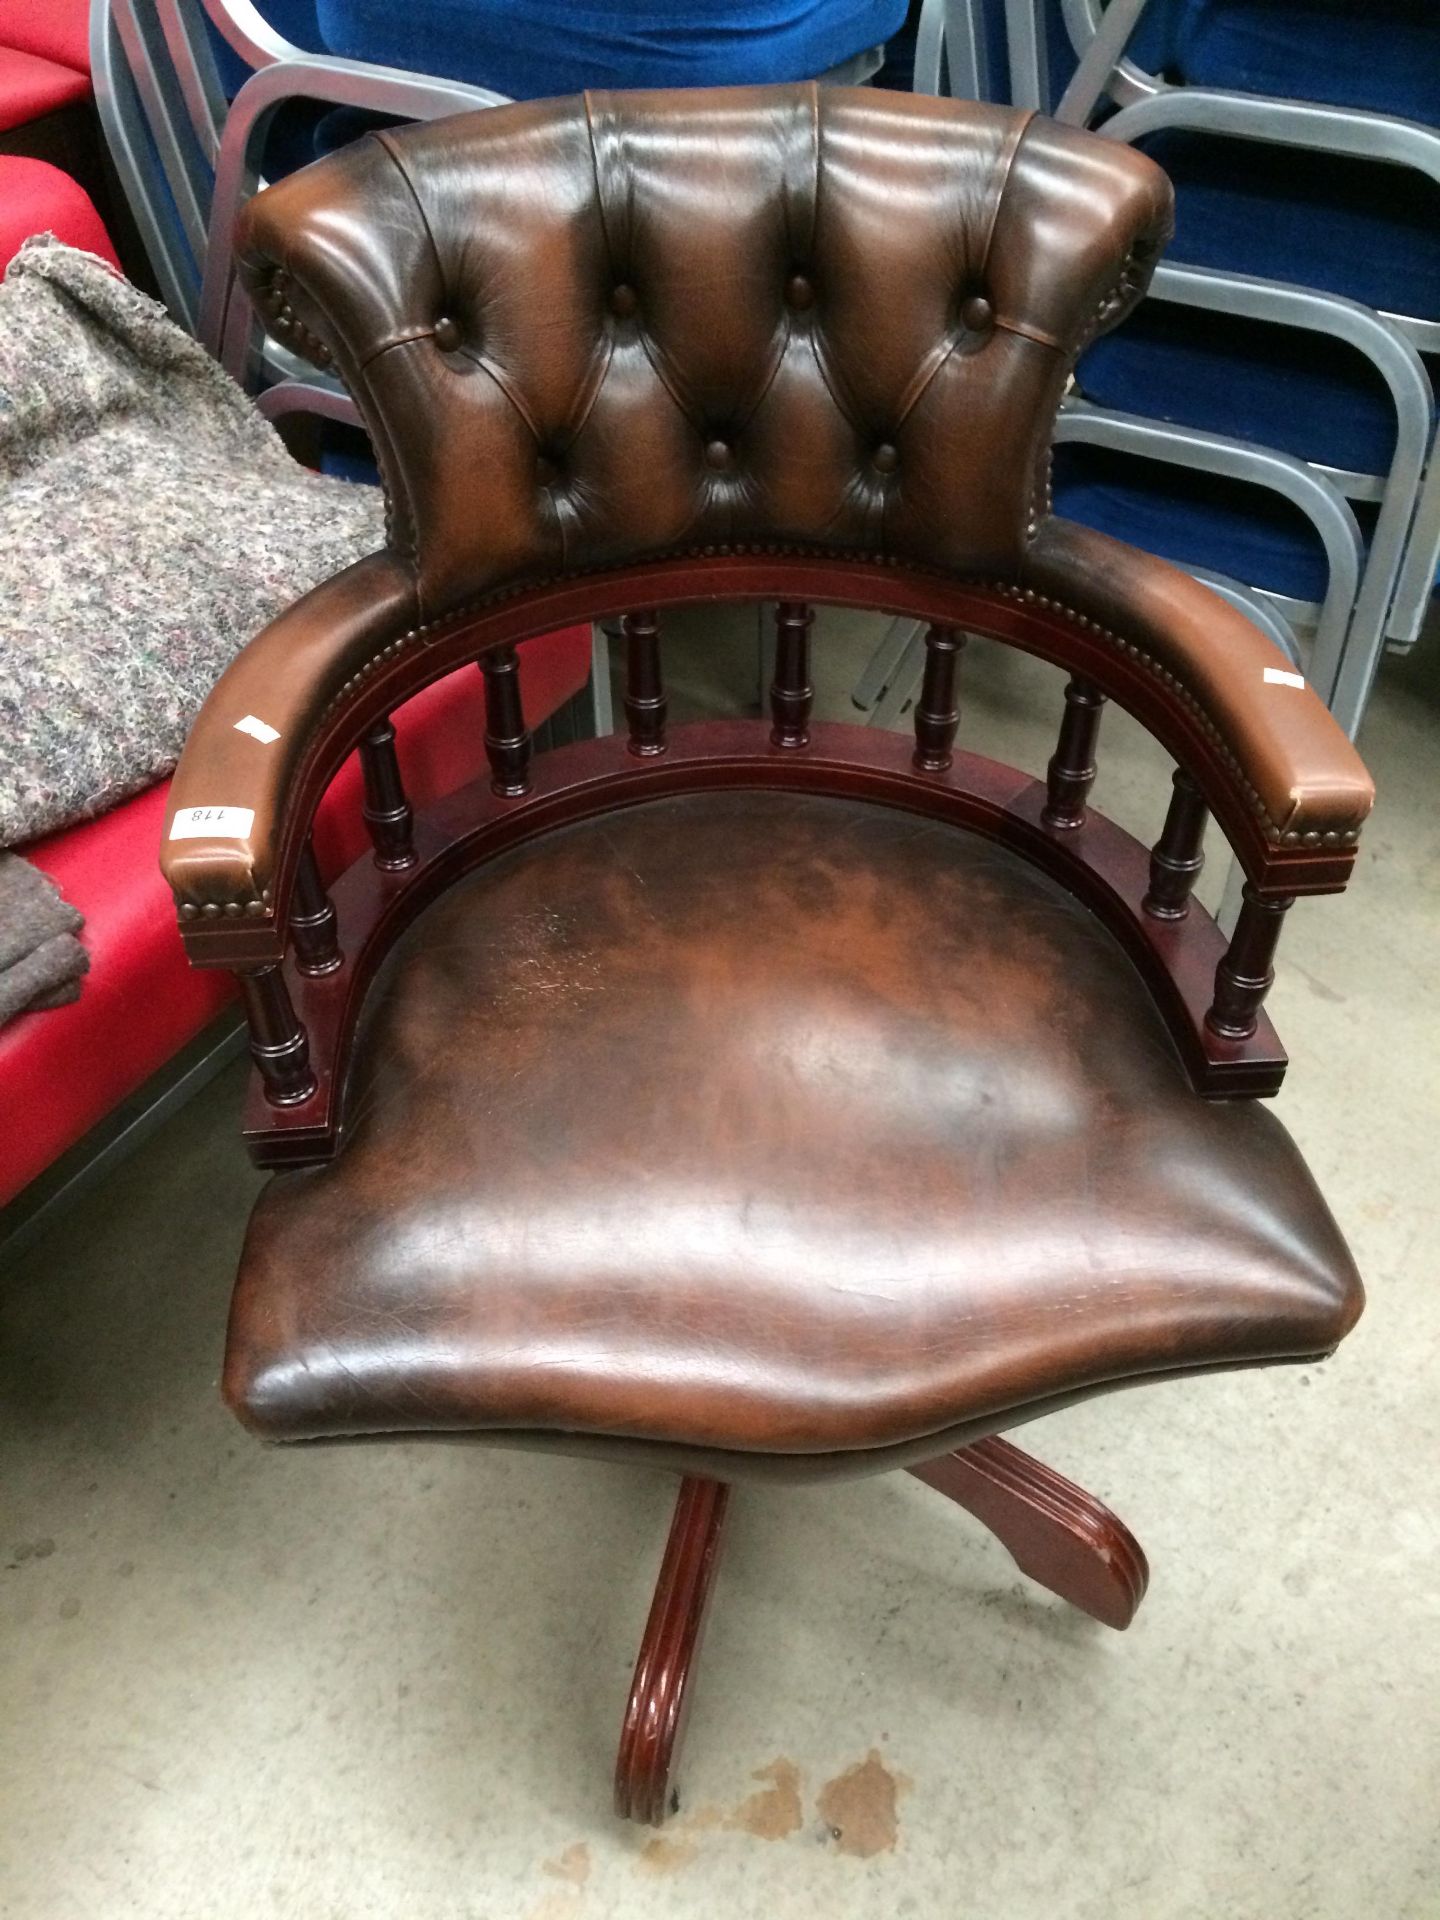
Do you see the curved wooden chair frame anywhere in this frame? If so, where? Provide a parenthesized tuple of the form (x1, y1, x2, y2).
(165, 549, 1357, 1161)
(615, 1440, 1147, 1825)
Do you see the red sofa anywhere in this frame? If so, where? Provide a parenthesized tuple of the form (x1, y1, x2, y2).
(0, 2, 91, 145)
(0, 153, 119, 272)
(0, 160, 593, 1207)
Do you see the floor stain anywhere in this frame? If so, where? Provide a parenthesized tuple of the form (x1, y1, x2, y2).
(677, 1803, 725, 1832)
(816, 1750, 907, 1859)
(7, 1538, 56, 1568)
(637, 1835, 698, 1874)
(541, 1842, 590, 1886)
(726, 1758, 804, 1840)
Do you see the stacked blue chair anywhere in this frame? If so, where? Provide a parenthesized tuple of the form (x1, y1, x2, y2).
(95, 0, 904, 361)
(93, 0, 908, 741)
(899, 0, 1439, 736)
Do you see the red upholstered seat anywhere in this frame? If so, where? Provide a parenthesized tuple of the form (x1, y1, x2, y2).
(0, 0, 91, 75)
(0, 156, 118, 270)
(0, 48, 89, 136)
(2, 630, 592, 1206)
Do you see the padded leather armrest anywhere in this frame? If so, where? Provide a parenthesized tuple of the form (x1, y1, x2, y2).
(161, 552, 417, 928)
(1022, 518, 1374, 851)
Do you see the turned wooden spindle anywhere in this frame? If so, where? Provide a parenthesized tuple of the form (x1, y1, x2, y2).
(359, 717, 416, 870)
(481, 644, 534, 796)
(1206, 884, 1293, 1039)
(1043, 678, 1107, 829)
(912, 626, 965, 771)
(1143, 767, 1210, 920)
(289, 840, 342, 974)
(238, 964, 316, 1106)
(770, 601, 814, 747)
(622, 609, 667, 756)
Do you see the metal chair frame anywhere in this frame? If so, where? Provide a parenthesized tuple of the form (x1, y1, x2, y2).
(1094, 89, 1440, 652)
(1042, 0, 1440, 652)
(1116, 260, 1434, 733)
(908, 0, 1440, 718)
(857, 254, 1426, 738)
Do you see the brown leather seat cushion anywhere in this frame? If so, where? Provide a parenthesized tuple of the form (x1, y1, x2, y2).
(226, 792, 1362, 1478)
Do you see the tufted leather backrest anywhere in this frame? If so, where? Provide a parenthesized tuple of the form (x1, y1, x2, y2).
(237, 86, 1173, 626)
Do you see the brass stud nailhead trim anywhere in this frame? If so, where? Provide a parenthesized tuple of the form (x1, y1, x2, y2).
(174, 488, 1369, 916)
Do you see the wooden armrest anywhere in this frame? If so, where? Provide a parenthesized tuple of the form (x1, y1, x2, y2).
(1023, 518, 1374, 855)
(161, 551, 416, 950)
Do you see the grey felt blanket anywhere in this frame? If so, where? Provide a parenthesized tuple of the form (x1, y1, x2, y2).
(0, 237, 385, 1026)
(0, 851, 88, 1022)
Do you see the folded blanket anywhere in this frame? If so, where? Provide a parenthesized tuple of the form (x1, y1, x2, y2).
(0, 850, 88, 1024)
(0, 236, 386, 1026)
(0, 236, 384, 848)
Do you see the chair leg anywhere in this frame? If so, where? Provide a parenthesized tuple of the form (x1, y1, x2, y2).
(909, 1436, 1149, 1630)
(614, 1476, 731, 1824)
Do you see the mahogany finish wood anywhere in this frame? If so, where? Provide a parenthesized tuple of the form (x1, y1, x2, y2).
(770, 600, 815, 747)
(614, 1476, 731, 1825)
(175, 560, 1362, 980)
(237, 965, 316, 1106)
(1144, 766, 1209, 920)
(289, 839, 341, 975)
(912, 625, 965, 772)
(238, 718, 1288, 1163)
(480, 644, 533, 796)
(1207, 883, 1294, 1039)
(622, 608, 667, 757)
(359, 717, 417, 870)
(909, 1437, 1149, 1631)
(1043, 677, 1107, 829)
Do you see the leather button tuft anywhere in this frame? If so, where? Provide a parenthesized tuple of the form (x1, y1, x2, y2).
(872, 443, 898, 474)
(536, 454, 558, 486)
(960, 294, 994, 332)
(785, 272, 815, 311)
(433, 316, 461, 351)
(610, 283, 638, 318)
(705, 439, 733, 471)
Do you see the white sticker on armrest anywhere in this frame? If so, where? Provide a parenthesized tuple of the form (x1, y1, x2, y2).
(1263, 667, 1305, 689)
(234, 714, 280, 744)
(169, 806, 255, 840)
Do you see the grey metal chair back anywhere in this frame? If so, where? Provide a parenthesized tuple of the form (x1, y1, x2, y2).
(1018, 0, 1440, 658)
(909, 0, 1439, 732)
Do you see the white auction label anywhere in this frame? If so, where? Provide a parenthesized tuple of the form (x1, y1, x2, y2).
(169, 806, 255, 840)
(234, 714, 280, 743)
(1263, 667, 1305, 689)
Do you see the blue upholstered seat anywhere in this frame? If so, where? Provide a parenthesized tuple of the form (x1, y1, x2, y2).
(1142, 133, 1440, 325)
(214, 1, 909, 183)
(313, 0, 906, 97)
(1133, 0, 1440, 124)
(1052, 444, 1338, 607)
(1079, 305, 1420, 479)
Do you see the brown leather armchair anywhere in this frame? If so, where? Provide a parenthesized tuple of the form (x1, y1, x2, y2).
(159, 85, 1373, 1825)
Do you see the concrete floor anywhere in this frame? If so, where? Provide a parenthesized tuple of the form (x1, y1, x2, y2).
(3, 614, 1438, 1919)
